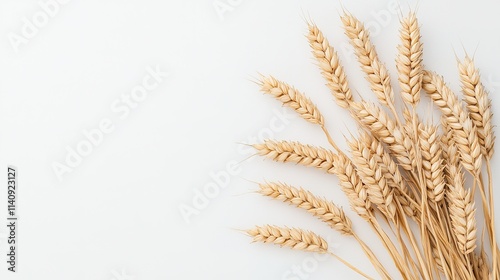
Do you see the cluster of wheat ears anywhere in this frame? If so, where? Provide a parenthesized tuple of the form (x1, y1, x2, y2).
(244, 11, 498, 280)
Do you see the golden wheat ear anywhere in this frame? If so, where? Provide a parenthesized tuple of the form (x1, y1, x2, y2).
(447, 169, 478, 255)
(340, 12, 395, 111)
(396, 12, 423, 107)
(246, 225, 329, 253)
(258, 182, 353, 235)
(348, 136, 396, 220)
(351, 101, 413, 171)
(258, 75, 324, 126)
(252, 140, 336, 174)
(306, 23, 353, 108)
(458, 56, 495, 159)
(418, 124, 446, 202)
(422, 70, 483, 176)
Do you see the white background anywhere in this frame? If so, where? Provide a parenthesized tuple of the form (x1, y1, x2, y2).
(0, 0, 499, 279)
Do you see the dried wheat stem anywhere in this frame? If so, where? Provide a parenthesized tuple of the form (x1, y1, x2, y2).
(307, 23, 353, 108)
(253, 140, 336, 173)
(458, 56, 495, 159)
(327, 252, 376, 280)
(396, 12, 423, 106)
(486, 158, 500, 280)
(258, 182, 353, 235)
(246, 225, 328, 253)
(352, 233, 393, 280)
(422, 70, 483, 176)
(367, 215, 415, 279)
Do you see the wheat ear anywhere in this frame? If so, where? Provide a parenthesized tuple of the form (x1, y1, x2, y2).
(258, 75, 324, 125)
(341, 12, 395, 110)
(246, 225, 328, 253)
(348, 137, 396, 219)
(396, 12, 423, 106)
(253, 140, 336, 173)
(307, 23, 353, 108)
(258, 75, 343, 152)
(419, 124, 446, 202)
(422, 70, 482, 175)
(359, 132, 417, 217)
(351, 101, 413, 170)
(447, 170, 478, 254)
(333, 153, 372, 220)
(258, 182, 353, 235)
(458, 56, 495, 159)
(247, 225, 375, 279)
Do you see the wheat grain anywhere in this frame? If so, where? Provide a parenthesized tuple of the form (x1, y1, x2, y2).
(253, 140, 373, 219)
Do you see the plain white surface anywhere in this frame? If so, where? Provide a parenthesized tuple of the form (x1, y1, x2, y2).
(0, 0, 499, 279)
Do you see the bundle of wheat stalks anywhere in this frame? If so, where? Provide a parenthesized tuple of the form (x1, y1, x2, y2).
(244, 11, 499, 280)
